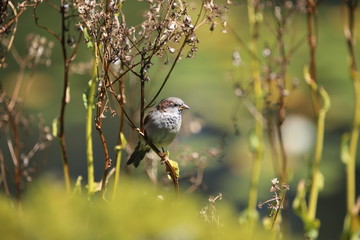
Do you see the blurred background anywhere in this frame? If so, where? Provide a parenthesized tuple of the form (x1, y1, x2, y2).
(1, 1, 360, 239)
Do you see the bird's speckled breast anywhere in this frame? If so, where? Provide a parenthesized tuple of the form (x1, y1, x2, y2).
(144, 111, 182, 148)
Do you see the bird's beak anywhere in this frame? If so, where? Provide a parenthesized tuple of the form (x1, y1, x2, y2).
(180, 103, 190, 110)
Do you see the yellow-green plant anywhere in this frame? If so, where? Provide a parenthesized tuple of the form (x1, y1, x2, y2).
(341, 1, 360, 239)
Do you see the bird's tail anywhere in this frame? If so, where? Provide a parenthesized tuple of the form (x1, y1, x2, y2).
(127, 141, 150, 168)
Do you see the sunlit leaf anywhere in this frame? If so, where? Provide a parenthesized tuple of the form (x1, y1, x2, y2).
(82, 87, 90, 109)
(115, 132, 127, 151)
(316, 171, 325, 191)
(73, 175, 83, 195)
(65, 86, 71, 104)
(168, 159, 179, 178)
(341, 133, 350, 164)
(52, 117, 59, 137)
(83, 28, 94, 50)
(248, 130, 259, 152)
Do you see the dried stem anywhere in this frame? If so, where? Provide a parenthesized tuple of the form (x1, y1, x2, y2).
(1, 1, 18, 68)
(307, 0, 320, 114)
(273, 2, 289, 184)
(2, 97, 21, 201)
(98, 66, 112, 196)
(58, 0, 72, 193)
(0, 1, 27, 36)
(0, 149, 10, 196)
(33, 3, 60, 42)
(112, 74, 126, 199)
(34, 0, 82, 193)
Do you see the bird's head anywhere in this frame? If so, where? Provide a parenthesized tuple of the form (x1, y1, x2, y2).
(157, 97, 190, 112)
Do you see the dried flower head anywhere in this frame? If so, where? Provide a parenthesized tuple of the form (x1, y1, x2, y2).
(200, 193, 223, 226)
(258, 178, 290, 216)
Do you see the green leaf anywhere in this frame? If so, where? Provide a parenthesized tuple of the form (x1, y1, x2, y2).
(341, 133, 350, 164)
(248, 130, 259, 152)
(114, 132, 127, 151)
(83, 28, 94, 50)
(82, 90, 88, 109)
(73, 175, 83, 195)
(292, 180, 307, 217)
(52, 117, 59, 137)
(316, 171, 325, 191)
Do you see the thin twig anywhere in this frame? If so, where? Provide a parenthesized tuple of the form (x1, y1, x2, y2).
(98, 63, 112, 196)
(33, 3, 60, 42)
(306, 0, 320, 115)
(0, 2, 28, 35)
(112, 71, 126, 199)
(0, 149, 10, 196)
(4, 2, 18, 53)
(58, 0, 73, 193)
(3, 98, 21, 201)
(145, 35, 188, 110)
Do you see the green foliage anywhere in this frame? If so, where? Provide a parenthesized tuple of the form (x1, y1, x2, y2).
(0, 178, 282, 240)
(83, 28, 94, 51)
(341, 133, 351, 164)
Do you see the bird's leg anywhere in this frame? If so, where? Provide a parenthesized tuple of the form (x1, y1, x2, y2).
(159, 148, 169, 164)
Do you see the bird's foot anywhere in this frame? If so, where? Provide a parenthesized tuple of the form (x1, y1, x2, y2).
(159, 151, 169, 164)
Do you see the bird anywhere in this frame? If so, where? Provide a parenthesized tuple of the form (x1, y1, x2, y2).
(127, 97, 190, 168)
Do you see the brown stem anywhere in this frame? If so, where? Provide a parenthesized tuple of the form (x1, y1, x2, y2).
(57, 1, 73, 193)
(33, 3, 61, 42)
(0, 149, 10, 196)
(2, 97, 21, 201)
(266, 116, 281, 178)
(107, 84, 137, 130)
(98, 123, 111, 194)
(110, 61, 142, 86)
(277, 17, 288, 184)
(307, 0, 320, 116)
(112, 71, 126, 198)
(98, 66, 112, 195)
(140, 64, 146, 132)
(0, 3, 27, 35)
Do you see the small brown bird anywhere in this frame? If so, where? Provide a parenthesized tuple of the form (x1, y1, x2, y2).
(127, 97, 190, 167)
